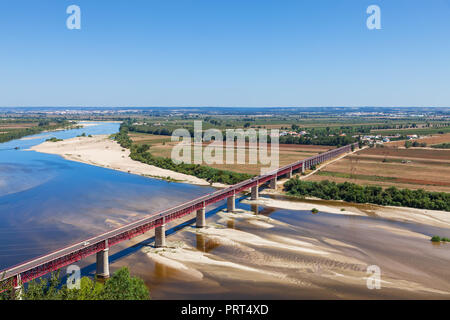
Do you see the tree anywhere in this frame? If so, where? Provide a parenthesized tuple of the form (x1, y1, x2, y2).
(100, 267, 150, 300)
(1, 267, 150, 300)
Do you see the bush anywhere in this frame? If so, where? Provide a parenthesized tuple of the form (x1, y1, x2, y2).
(431, 235, 441, 242)
(46, 137, 63, 142)
(311, 208, 319, 214)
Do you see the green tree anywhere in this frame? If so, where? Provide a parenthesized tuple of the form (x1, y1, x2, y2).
(100, 267, 150, 300)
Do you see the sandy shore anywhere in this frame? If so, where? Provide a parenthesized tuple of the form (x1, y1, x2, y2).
(29, 135, 226, 187)
(256, 190, 450, 229)
(137, 207, 450, 298)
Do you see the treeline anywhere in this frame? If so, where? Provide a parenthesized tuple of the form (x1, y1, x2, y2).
(431, 143, 450, 149)
(0, 120, 71, 143)
(284, 178, 450, 211)
(279, 134, 356, 147)
(127, 123, 357, 147)
(0, 267, 149, 300)
(405, 140, 427, 148)
(114, 123, 253, 185)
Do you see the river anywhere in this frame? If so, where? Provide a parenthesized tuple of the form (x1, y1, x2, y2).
(0, 122, 215, 270)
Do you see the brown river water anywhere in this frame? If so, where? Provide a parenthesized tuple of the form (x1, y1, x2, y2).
(77, 194, 450, 300)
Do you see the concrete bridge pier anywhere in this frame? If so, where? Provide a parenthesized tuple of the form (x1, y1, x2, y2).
(227, 194, 235, 212)
(269, 176, 277, 189)
(251, 185, 258, 200)
(196, 206, 206, 228)
(155, 222, 166, 248)
(12, 275, 22, 300)
(301, 162, 305, 174)
(251, 204, 259, 215)
(287, 168, 293, 179)
(96, 241, 110, 279)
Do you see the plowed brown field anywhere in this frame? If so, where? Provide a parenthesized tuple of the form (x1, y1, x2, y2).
(307, 146, 450, 192)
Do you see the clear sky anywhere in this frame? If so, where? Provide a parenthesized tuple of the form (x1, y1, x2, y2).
(0, 0, 449, 107)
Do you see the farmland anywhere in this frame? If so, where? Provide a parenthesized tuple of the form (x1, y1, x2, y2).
(129, 132, 333, 175)
(0, 119, 73, 143)
(386, 133, 450, 148)
(306, 146, 450, 192)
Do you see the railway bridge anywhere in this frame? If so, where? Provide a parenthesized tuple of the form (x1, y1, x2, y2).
(0, 142, 358, 296)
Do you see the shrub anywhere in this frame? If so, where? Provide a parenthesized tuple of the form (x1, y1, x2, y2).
(46, 137, 63, 142)
(431, 236, 441, 242)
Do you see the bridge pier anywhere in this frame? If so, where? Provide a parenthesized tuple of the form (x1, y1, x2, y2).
(96, 242, 110, 279)
(251, 204, 259, 215)
(251, 185, 258, 200)
(287, 168, 293, 179)
(269, 177, 277, 189)
(12, 275, 22, 300)
(301, 162, 305, 174)
(227, 194, 235, 212)
(155, 222, 166, 248)
(196, 207, 206, 228)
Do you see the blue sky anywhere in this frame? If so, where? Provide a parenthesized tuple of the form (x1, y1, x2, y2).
(0, 0, 449, 107)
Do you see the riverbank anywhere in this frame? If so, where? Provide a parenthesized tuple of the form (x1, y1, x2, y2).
(29, 134, 226, 187)
(259, 188, 450, 229)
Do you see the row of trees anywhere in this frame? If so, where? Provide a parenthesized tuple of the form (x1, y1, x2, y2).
(431, 143, 450, 149)
(279, 134, 356, 147)
(405, 140, 427, 148)
(0, 267, 150, 300)
(284, 178, 450, 211)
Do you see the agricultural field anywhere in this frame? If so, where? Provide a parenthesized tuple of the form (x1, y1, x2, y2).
(386, 133, 450, 148)
(129, 132, 333, 175)
(370, 126, 450, 136)
(0, 119, 72, 143)
(306, 146, 450, 192)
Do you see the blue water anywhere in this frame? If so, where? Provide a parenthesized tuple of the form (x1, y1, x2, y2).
(0, 122, 214, 270)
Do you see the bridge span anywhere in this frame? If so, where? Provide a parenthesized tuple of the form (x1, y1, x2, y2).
(1, 142, 358, 294)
